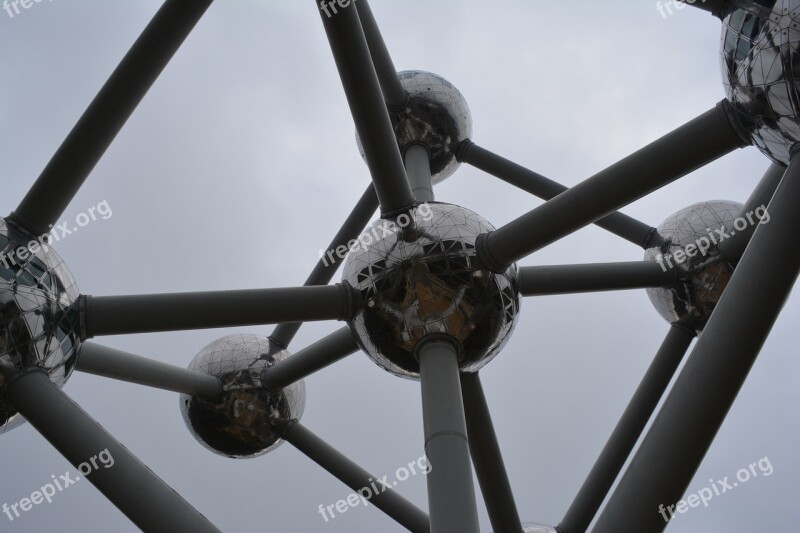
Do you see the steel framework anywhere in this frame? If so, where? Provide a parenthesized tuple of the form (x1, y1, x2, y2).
(1, 1, 798, 532)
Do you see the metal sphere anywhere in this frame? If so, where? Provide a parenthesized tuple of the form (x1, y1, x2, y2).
(0, 218, 81, 434)
(644, 201, 743, 330)
(341, 202, 519, 379)
(356, 70, 472, 183)
(522, 523, 558, 533)
(721, 0, 800, 164)
(179, 334, 305, 459)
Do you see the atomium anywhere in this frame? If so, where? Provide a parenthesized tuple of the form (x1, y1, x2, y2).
(180, 334, 305, 459)
(341, 202, 519, 379)
(721, 0, 800, 164)
(0, 218, 81, 434)
(644, 201, 743, 330)
(357, 70, 472, 183)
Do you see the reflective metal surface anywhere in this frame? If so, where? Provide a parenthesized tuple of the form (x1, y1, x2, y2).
(644, 201, 743, 330)
(721, 0, 798, 164)
(521, 523, 557, 533)
(357, 70, 472, 183)
(342, 202, 519, 379)
(179, 334, 305, 459)
(0, 218, 81, 434)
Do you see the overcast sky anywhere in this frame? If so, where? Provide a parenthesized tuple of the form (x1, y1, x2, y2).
(2, 1, 798, 532)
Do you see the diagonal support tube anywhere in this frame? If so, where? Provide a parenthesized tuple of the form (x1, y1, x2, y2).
(418, 336, 480, 533)
(558, 319, 696, 533)
(317, 0, 415, 217)
(3, 369, 220, 532)
(271, 184, 378, 347)
(517, 262, 677, 297)
(476, 102, 747, 272)
(282, 421, 430, 533)
(457, 140, 659, 248)
(75, 342, 222, 398)
(81, 284, 356, 338)
(355, 0, 407, 107)
(593, 151, 800, 533)
(719, 163, 785, 261)
(8, 0, 213, 236)
(262, 327, 359, 391)
(461, 372, 522, 533)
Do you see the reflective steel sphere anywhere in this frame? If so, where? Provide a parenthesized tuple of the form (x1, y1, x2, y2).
(180, 334, 305, 458)
(357, 70, 472, 183)
(522, 523, 558, 533)
(342, 202, 519, 379)
(0, 218, 81, 434)
(644, 201, 743, 330)
(721, 0, 800, 164)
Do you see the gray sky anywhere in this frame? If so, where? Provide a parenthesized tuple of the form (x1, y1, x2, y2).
(1, 1, 798, 532)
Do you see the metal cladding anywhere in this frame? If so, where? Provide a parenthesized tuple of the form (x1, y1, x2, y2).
(180, 334, 305, 459)
(522, 523, 558, 533)
(342, 202, 519, 379)
(357, 70, 472, 183)
(644, 201, 744, 330)
(0, 218, 81, 434)
(721, 0, 800, 164)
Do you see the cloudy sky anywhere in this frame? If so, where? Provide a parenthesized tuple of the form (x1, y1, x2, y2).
(2, 1, 798, 531)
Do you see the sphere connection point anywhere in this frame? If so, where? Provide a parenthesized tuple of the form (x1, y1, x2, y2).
(721, 0, 800, 164)
(179, 334, 305, 459)
(0, 218, 81, 434)
(356, 70, 472, 183)
(342, 202, 519, 379)
(521, 523, 558, 533)
(644, 201, 743, 330)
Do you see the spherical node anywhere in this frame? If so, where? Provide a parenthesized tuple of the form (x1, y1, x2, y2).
(179, 334, 305, 459)
(644, 201, 743, 330)
(342, 202, 519, 379)
(0, 218, 81, 434)
(356, 70, 472, 183)
(720, 0, 800, 164)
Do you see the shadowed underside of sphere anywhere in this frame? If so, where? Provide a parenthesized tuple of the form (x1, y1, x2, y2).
(357, 70, 472, 183)
(342, 203, 519, 379)
(644, 201, 743, 330)
(721, 0, 800, 164)
(180, 334, 305, 459)
(0, 218, 81, 434)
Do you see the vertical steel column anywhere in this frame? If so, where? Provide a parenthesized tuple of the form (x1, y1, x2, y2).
(405, 144, 435, 203)
(593, 152, 800, 532)
(418, 336, 480, 533)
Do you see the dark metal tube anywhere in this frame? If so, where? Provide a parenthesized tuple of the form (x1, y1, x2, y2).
(418, 337, 480, 533)
(406, 144, 435, 203)
(5, 369, 220, 532)
(82, 284, 354, 338)
(558, 320, 696, 533)
(478, 102, 746, 272)
(75, 342, 221, 398)
(461, 372, 522, 533)
(262, 327, 358, 390)
(9, 0, 213, 236)
(593, 152, 800, 532)
(355, 0, 407, 107)
(517, 262, 676, 297)
(283, 422, 430, 533)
